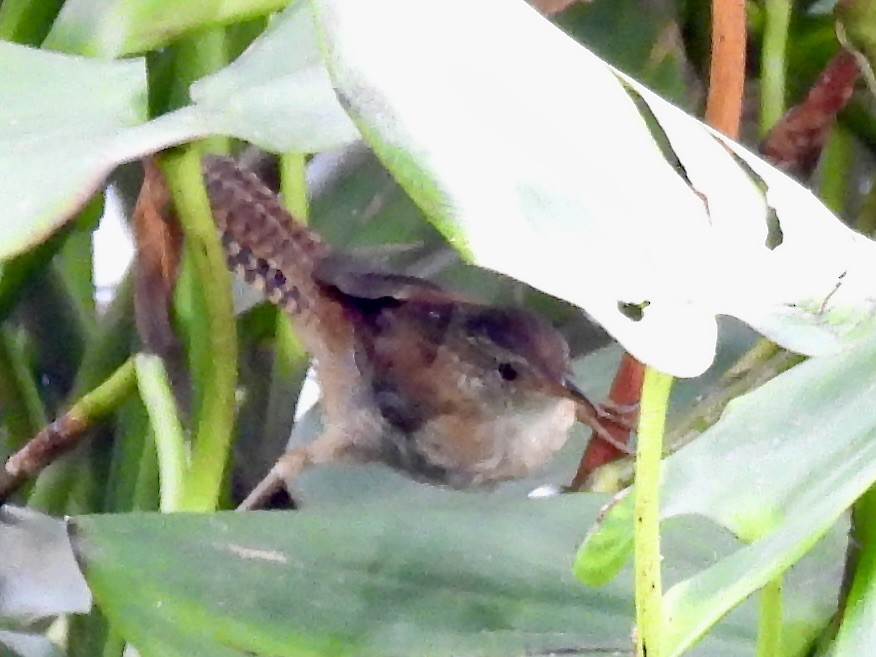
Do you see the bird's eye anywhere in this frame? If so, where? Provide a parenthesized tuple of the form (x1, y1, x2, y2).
(498, 363, 518, 381)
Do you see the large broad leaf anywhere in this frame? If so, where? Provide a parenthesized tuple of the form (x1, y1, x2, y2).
(0, 43, 169, 260)
(0, 31, 357, 263)
(69, 493, 840, 657)
(0, 43, 198, 262)
(308, 0, 876, 376)
(574, 331, 876, 656)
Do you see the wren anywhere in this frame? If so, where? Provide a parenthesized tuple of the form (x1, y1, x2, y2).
(203, 155, 628, 510)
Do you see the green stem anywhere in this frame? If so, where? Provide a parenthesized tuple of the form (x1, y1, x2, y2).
(722, 338, 780, 380)
(836, 0, 876, 71)
(135, 354, 188, 513)
(634, 367, 673, 657)
(160, 147, 238, 512)
(0, 0, 33, 40)
(756, 577, 783, 657)
(760, 0, 791, 135)
(68, 359, 137, 420)
(818, 126, 853, 216)
(280, 153, 309, 220)
(167, 28, 230, 154)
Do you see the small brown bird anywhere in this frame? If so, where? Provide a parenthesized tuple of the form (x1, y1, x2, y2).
(203, 155, 628, 510)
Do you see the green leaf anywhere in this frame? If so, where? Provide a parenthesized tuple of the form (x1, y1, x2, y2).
(70, 493, 795, 657)
(0, 32, 356, 263)
(73, 496, 625, 657)
(0, 43, 195, 262)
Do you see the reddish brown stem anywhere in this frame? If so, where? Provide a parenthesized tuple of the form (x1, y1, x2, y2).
(705, 0, 747, 139)
(0, 415, 88, 503)
(570, 353, 643, 490)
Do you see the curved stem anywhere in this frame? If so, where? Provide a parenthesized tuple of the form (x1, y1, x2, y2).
(135, 354, 188, 513)
(160, 147, 238, 512)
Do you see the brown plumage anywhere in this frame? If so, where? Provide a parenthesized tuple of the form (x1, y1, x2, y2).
(202, 155, 625, 509)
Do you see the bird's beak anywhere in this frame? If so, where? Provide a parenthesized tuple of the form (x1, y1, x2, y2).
(558, 377, 606, 425)
(545, 376, 603, 423)
(560, 377, 636, 455)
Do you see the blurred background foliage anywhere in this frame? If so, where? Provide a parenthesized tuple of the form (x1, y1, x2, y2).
(0, 0, 875, 656)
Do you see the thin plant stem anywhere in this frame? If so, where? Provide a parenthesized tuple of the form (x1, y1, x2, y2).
(167, 28, 230, 154)
(634, 367, 673, 657)
(756, 578, 783, 657)
(160, 147, 238, 512)
(135, 354, 188, 513)
(280, 153, 309, 220)
(101, 397, 147, 513)
(819, 126, 853, 216)
(760, 0, 792, 135)
(705, 0, 746, 137)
